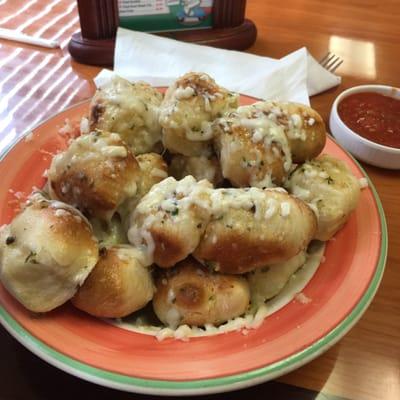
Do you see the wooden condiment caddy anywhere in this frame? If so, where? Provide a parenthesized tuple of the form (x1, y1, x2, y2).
(69, 0, 257, 66)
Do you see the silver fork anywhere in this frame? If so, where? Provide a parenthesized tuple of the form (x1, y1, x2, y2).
(319, 52, 344, 73)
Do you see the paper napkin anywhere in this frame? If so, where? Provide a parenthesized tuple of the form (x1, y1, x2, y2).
(95, 28, 341, 105)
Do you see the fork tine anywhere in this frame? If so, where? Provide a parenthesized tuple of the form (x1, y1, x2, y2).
(321, 53, 337, 68)
(325, 56, 343, 72)
(328, 58, 344, 73)
(319, 52, 331, 65)
(325, 56, 339, 70)
(319, 52, 344, 73)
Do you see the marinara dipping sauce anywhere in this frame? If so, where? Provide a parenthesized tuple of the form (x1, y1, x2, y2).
(337, 92, 400, 149)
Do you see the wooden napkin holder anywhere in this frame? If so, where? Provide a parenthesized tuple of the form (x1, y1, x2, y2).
(68, 0, 257, 66)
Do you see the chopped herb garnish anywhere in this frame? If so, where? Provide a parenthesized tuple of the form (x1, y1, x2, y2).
(326, 176, 334, 184)
(171, 208, 179, 216)
(204, 260, 215, 271)
(25, 251, 38, 264)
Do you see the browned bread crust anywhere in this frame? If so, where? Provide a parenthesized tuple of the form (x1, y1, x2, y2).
(153, 257, 250, 327)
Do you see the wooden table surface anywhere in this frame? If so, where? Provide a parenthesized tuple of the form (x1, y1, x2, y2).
(0, 1, 399, 399)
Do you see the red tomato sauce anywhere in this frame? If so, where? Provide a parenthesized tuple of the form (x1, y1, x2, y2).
(338, 92, 400, 149)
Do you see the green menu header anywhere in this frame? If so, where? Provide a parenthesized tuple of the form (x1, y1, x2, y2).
(118, 0, 214, 32)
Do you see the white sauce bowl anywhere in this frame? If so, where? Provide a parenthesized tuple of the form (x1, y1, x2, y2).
(329, 85, 400, 169)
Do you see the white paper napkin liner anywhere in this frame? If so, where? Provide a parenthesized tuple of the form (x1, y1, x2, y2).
(95, 28, 341, 105)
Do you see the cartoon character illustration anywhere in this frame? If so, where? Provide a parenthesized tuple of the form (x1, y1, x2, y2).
(177, 0, 206, 23)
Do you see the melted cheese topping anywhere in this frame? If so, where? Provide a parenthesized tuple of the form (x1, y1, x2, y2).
(80, 117, 90, 134)
(150, 168, 168, 179)
(233, 104, 293, 173)
(91, 76, 163, 154)
(128, 177, 297, 265)
(287, 156, 359, 207)
(174, 86, 195, 99)
(286, 155, 361, 240)
(50, 131, 129, 179)
(159, 72, 239, 143)
(29, 193, 91, 226)
(101, 145, 128, 158)
(132, 178, 293, 225)
(252, 101, 314, 141)
(128, 176, 212, 265)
